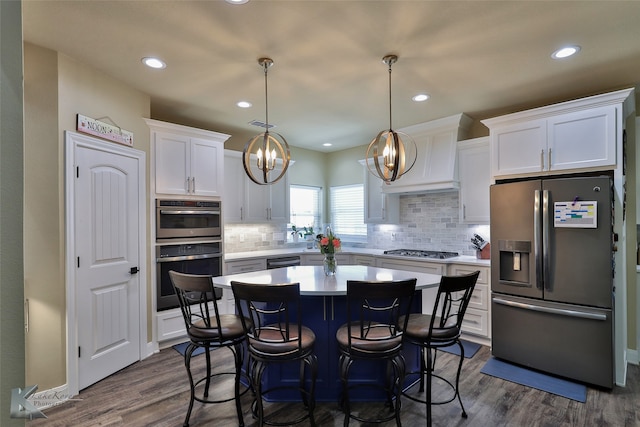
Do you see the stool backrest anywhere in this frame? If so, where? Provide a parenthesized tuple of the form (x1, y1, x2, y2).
(169, 270, 224, 339)
(231, 281, 303, 358)
(429, 270, 480, 341)
(345, 279, 417, 350)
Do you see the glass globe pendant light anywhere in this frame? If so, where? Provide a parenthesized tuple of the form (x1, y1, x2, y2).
(242, 57, 291, 185)
(365, 54, 417, 183)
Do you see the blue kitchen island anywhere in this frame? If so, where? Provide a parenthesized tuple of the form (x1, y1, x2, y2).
(212, 265, 441, 402)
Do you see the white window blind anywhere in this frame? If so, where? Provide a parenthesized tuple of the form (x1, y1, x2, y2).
(289, 185, 322, 230)
(330, 184, 367, 239)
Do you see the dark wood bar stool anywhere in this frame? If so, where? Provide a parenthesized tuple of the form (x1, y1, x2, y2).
(169, 270, 248, 427)
(231, 281, 318, 426)
(336, 278, 417, 426)
(400, 271, 480, 427)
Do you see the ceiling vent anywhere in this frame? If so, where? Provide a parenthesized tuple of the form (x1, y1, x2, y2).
(248, 120, 275, 129)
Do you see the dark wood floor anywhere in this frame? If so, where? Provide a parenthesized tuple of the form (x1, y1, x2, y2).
(31, 344, 639, 426)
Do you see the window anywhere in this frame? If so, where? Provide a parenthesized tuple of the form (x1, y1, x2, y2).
(330, 184, 367, 240)
(289, 185, 322, 231)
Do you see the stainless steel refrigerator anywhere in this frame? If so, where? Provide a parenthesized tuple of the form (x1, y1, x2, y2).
(490, 175, 614, 388)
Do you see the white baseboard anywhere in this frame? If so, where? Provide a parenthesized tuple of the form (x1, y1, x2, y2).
(626, 348, 639, 365)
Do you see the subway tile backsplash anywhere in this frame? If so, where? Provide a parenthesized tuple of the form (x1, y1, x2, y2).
(224, 191, 489, 256)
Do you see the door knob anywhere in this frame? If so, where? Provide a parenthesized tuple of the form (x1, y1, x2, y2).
(129, 267, 139, 275)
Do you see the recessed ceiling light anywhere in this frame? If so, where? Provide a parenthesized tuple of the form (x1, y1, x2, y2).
(225, 0, 249, 4)
(142, 57, 166, 69)
(412, 94, 430, 102)
(237, 101, 252, 108)
(323, 143, 332, 147)
(551, 46, 581, 59)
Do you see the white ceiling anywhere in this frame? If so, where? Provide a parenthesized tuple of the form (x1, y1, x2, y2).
(22, 1, 640, 152)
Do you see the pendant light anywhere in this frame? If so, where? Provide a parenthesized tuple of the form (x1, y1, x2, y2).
(242, 57, 291, 185)
(365, 54, 417, 183)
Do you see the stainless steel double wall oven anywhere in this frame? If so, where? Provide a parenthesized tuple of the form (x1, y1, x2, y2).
(155, 199, 223, 311)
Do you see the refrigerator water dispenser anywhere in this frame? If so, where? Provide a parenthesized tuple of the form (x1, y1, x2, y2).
(498, 240, 531, 286)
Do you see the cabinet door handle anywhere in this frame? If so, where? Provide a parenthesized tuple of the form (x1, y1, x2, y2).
(547, 148, 552, 170)
(240, 207, 243, 221)
(191, 177, 196, 193)
(463, 204, 466, 220)
(540, 150, 544, 170)
(186, 177, 191, 193)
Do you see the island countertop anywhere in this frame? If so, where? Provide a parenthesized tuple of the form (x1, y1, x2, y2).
(211, 265, 442, 296)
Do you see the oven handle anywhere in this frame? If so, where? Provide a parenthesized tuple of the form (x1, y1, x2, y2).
(159, 209, 220, 215)
(157, 253, 222, 263)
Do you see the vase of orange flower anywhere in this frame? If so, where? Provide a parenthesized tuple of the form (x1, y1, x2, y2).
(317, 226, 341, 276)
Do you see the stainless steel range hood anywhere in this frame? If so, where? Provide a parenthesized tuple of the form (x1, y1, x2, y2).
(380, 113, 472, 194)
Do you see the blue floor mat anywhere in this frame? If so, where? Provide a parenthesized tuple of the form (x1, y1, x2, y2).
(480, 357, 587, 402)
(172, 342, 209, 357)
(439, 339, 481, 358)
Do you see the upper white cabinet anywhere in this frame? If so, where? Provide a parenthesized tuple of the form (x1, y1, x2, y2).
(458, 137, 490, 224)
(224, 150, 290, 223)
(146, 119, 229, 197)
(482, 88, 634, 179)
(380, 113, 472, 194)
(359, 160, 399, 224)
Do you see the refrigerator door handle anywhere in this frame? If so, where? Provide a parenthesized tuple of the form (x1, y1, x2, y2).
(542, 190, 551, 291)
(534, 190, 543, 290)
(493, 297, 608, 321)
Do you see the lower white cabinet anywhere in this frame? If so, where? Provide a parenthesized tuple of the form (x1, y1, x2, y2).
(376, 258, 445, 316)
(352, 254, 376, 266)
(157, 301, 219, 343)
(223, 258, 267, 313)
(448, 263, 491, 342)
(302, 253, 352, 266)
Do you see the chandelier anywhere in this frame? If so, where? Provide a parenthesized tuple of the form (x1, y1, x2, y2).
(365, 54, 417, 183)
(242, 57, 291, 185)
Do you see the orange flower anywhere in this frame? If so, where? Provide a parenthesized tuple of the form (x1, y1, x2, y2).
(321, 237, 329, 246)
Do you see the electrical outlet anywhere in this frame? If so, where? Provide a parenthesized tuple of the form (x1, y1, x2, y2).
(262, 233, 267, 241)
(391, 233, 397, 241)
(239, 234, 245, 242)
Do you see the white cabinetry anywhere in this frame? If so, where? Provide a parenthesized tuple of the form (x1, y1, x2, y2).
(146, 119, 228, 197)
(376, 258, 445, 315)
(381, 114, 472, 194)
(482, 89, 633, 179)
(352, 254, 376, 266)
(223, 258, 267, 314)
(448, 263, 490, 343)
(302, 253, 352, 266)
(224, 150, 289, 223)
(458, 137, 490, 224)
(359, 160, 399, 224)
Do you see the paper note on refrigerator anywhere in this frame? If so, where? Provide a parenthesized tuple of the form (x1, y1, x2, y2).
(554, 201, 597, 228)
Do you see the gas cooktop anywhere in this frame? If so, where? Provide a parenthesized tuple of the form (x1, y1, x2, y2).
(383, 249, 459, 259)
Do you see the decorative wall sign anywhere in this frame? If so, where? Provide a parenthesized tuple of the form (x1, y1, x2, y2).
(76, 114, 133, 146)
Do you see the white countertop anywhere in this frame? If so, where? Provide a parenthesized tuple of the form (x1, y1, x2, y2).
(224, 247, 490, 267)
(211, 265, 442, 296)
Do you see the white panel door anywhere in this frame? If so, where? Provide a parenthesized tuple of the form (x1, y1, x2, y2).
(75, 142, 141, 390)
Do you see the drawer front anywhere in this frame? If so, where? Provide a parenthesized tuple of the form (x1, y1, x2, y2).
(225, 259, 266, 274)
(352, 255, 376, 266)
(448, 264, 489, 285)
(459, 307, 488, 337)
(157, 309, 187, 341)
(377, 259, 445, 275)
(454, 283, 488, 311)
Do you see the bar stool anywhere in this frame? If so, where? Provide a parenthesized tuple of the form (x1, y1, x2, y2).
(231, 281, 318, 426)
(169, 270, 248, 427)
(400, 271, 479, 427)
(336, 278, 417, 426)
